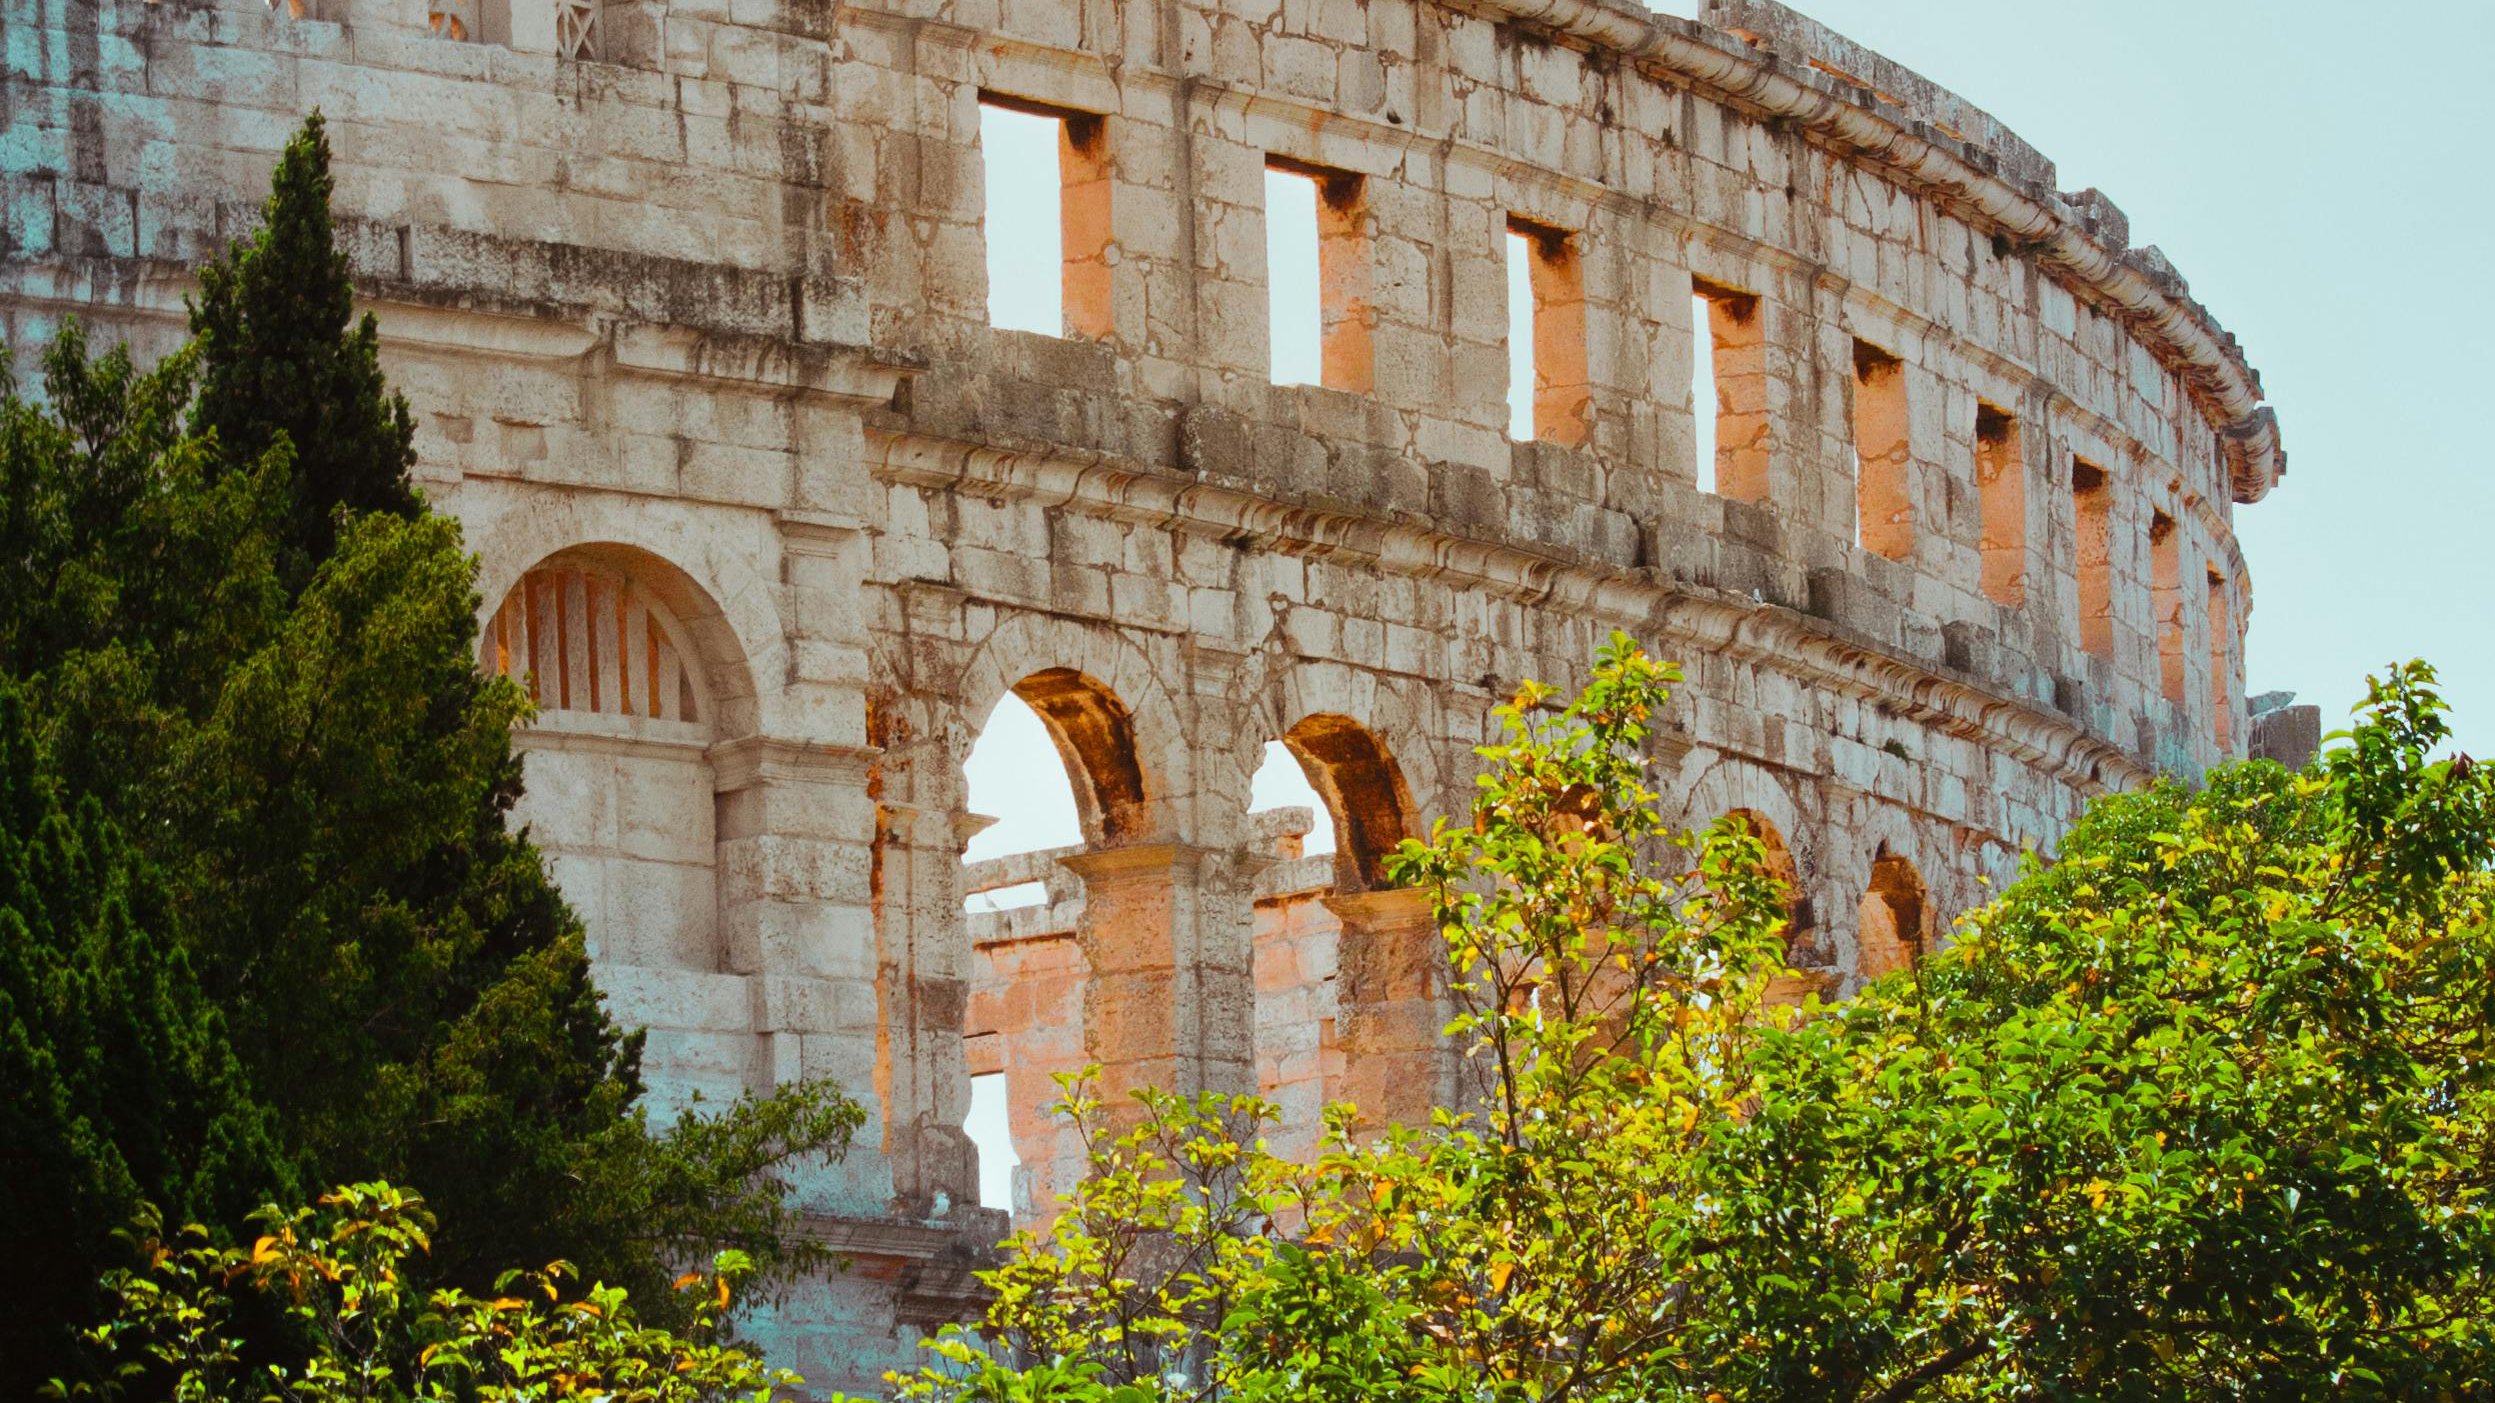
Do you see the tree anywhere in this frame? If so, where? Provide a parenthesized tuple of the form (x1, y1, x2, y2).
(55, 1182, 795, 1403)
(2, 118, 861, 1395)
(0, 683, 288, 1389)
(189, 110, 418, 585)
(886, 644, 2495, 1403)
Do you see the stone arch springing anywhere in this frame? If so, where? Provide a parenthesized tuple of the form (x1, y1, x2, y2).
(1856, 844, 1930, 980)
(1723, 808, 1814, 956)
(1278, 713, 1416, 891)
(1007, 667, 1151, 847)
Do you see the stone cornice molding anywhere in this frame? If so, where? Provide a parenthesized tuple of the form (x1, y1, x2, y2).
(869, 431, 2151, 798)
(1454, 0, 2283, 504)
(708, 735, 882, 793)
(1057, 839, 1228, 885)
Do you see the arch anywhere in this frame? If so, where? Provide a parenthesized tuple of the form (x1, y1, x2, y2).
(1856, 846, 1930, 980)
(482, 551, 711, 731)
(484, 544, 756, 990)
(1009, 668, 1150, 845)
(1723, 809, 1814, 955)
(951, 611, 1190, 845)
(1279, 713, 1416, 890)
(468, 495, 778, 742)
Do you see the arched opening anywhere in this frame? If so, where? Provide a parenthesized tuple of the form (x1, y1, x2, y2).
(1011, 667, 1149, 846)
(957, 669, 1150, 1223)
(1279, 714, 1414, 891)
(1725, 810, 1814, 959)
(1856, 847, 1930, 980)
(1248, 740, 1336, 860)
(484, 552, 717, 974)
(1250, 714, 1422, 1154)
(481, 546, 749, 1115)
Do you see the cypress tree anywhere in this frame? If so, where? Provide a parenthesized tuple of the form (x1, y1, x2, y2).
(190, 110, 418, 585)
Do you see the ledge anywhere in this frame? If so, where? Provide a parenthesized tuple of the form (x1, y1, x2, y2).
(870, 428, 2152, 801)
(792, 1210, 1002, 1328)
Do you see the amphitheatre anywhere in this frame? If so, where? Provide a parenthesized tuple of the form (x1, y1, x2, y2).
(5, 0, 2291, 1388)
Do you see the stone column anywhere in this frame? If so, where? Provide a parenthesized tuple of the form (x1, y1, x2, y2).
(708, 739, 894, 1206)
(869, 795, 991, 1214)
(1059, 842, 1256, 1114)
(1321, 886, 1449, 1131)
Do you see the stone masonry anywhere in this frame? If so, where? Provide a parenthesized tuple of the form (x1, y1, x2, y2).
(1, 0, 2285, 1390)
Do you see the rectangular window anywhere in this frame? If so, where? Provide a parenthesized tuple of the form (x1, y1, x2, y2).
(2071, 457, 2114, 659)
(979, 96, 1112, 340)
(2150, 509, 2185, 703)
(2208, 570, 2234, 749)
(1264, 161, 1371, 392)
(1851, 339, 1912, 560)
(1975, 401, 2025, 605)
(1506, 218, 1589, 446)
(1691, 280, 1767, 500)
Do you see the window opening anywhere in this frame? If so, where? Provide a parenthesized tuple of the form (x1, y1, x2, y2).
(2072, 458, 2114, 659)
(979, 97, 1112, 340)
(1506, 218, 1589, 446)
(1249, 740, 1336, 857)
(1851, 339, 1912, 560)
(1691, 281, 1766, 500)
(1727, 811, 1813, 959)
(2151, 509, 2185, 703)
(1267, 168, 1322, 387)
(429, 0, 479, 39)
(483, 565, 700, 724)
(556, 0, 598, 59)
(1856, 851, 1928, 979)
(1975, 401, 2025, 605)
(1265, 161, 1371, 393)
(966, 1071, 1021, 1212)
(961, 692, 1083, 912)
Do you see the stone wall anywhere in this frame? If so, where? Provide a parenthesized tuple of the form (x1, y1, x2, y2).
(1, 0, 2285, 1390)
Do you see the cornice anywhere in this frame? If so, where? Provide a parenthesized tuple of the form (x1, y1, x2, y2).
(709, 735, 883, 793)
(868, 429, 2152, 799)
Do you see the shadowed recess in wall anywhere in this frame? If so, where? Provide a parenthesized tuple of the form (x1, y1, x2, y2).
(484, 563, 702, 725)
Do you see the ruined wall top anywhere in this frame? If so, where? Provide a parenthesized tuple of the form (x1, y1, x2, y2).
(1505, 0, 2282, 501)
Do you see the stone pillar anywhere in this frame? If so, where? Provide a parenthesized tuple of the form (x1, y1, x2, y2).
(1322, 886, 1449, 1131)
(710, 739, 892, 1209)
(868, 796, 986, 1214)
(1059, 842, 1256, 1114)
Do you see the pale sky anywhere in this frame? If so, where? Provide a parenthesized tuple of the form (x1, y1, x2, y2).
(1657, 0, 2495, 755)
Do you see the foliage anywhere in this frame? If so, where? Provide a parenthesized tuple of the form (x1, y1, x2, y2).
(54, 1182, 796, 1402)
(1, 116, 861, 1394)
(886, 643, 2495, 1403)
(190, 110, 418, 586)
(1690, 658, 2495, 1398)
(0, 682, 288, 1390)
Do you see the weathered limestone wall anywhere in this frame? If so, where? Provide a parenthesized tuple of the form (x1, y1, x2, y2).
(1, 0, 2286, 1391)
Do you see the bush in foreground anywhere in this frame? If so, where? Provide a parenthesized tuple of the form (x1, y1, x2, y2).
(890, 644, 2494, 1403)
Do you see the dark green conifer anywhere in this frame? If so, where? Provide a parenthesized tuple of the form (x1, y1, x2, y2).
(0, 684, 286, 1394)
(190, 110, 418, 584)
